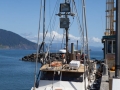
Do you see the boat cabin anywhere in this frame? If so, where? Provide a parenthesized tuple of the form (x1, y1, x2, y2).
(102, 35, 115, 69)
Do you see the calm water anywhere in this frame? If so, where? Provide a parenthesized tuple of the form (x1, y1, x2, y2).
(0, 50, 103, 90)
(90, 50, 103, 60)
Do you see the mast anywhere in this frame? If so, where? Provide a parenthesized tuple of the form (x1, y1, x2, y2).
(65, 0, 69, 64)
(115, 0, 120, 78)
(43, 0, 46, 52)
(65, 26, 69, 63)
(58, 0, 72, 64)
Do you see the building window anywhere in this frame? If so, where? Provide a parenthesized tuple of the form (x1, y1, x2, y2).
(107, 40, 115, 54)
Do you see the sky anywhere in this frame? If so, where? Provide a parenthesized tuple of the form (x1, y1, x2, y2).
(0, 0, 106, 47)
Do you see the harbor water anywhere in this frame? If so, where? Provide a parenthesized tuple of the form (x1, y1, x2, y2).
(0, 49, 103, 90)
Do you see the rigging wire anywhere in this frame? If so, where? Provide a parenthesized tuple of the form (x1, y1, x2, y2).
(41, 0, 60, 57)
(83, 0, 90, 60)
(69, 18, 75, 28)
(83, 0, 91, 88)
(72, 0, 83, 45)
(81, 0, 86, 89)
(33, 0, 43, 89)
(72, 0, 83, 54)
(82, 0, 90, 89)
(43, 0, 46, 53)
(49, 0, 51, 42)
(72, 0, 89, 89)
(72, 0, 83, 32)
(44, 0, 60, 40)
(39, 0, 59, 57)
(49, 0, 60, 53)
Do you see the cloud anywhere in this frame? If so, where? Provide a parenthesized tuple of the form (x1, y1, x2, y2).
(21, 31, 80, 42)
(20, 33, 38, 43)
(90, 37, 101, 43)
(88, 37, 102, 46)
(20, 31, 102, 46)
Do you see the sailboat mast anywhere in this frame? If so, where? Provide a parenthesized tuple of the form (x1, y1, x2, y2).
(43, 0, 46, 52)
(115, 0, 120, 77)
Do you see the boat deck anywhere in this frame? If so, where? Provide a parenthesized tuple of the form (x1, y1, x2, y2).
(40, 63, 85, 73)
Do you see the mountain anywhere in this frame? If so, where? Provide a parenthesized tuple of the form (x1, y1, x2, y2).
(0, 29, 37, 49)
(0, 29, 103, 50)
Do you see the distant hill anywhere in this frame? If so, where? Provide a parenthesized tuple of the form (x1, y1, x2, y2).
(0, 29, 37, 49)
(0, 29, 103, 50)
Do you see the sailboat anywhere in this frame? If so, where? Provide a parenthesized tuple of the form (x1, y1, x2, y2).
(31, 0, 99, 90)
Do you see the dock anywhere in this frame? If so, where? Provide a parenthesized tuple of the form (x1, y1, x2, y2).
(100, 71, 120, 90)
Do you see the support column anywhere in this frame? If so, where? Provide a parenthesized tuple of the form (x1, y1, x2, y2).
(115, 0, 120, 78)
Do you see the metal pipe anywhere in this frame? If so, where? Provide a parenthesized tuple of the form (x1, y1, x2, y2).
(65, 28, 69, 63)
(115, 0, 120, 78)
(77, 40, 78, 51)
(71, 43, 74, 54)
(106, 0, 107, 35)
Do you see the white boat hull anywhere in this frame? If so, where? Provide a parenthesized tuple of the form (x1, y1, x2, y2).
(31, 79, 88, 90)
